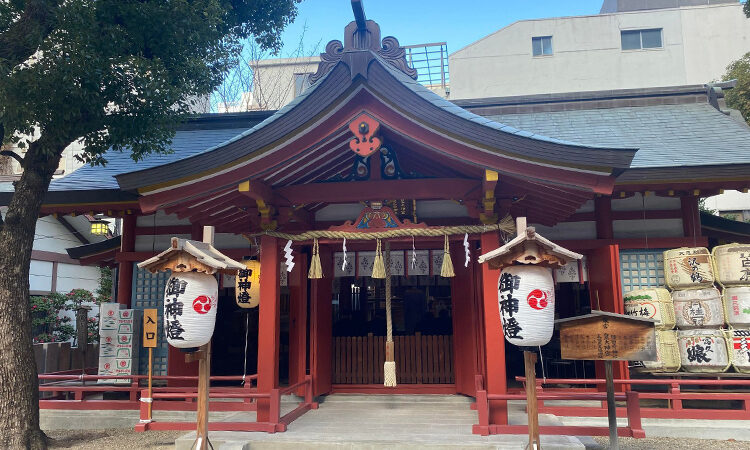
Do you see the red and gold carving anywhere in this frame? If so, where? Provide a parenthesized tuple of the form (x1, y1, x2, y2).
(348, 113, 382, 158)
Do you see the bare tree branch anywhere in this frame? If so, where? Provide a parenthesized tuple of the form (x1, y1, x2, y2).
(0, 151, 24, 165)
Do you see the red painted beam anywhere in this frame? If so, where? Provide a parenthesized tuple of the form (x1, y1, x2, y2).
(276, 178, 481, 204)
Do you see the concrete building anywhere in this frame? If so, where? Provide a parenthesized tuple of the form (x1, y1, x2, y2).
(449, 0, 749, 99)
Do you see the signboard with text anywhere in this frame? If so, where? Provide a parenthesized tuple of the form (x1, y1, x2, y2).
(557, 311, 657, 361)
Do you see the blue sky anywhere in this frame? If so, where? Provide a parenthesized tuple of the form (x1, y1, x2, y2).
(278, 0, 604, 57)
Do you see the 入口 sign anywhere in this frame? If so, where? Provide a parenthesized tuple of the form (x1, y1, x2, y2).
(143, 309, 158, 348)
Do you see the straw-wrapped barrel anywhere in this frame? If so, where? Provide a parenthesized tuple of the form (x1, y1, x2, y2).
(712, 244, 750, 287)
(672, 287, 724, 329)
(677, 329, 731, 373)
(724, 286, 750, 328)
(664, 247, 715, 290)
(727, 329, 750, 374)
(633, 330, 680, 373)
(624, 288, 675, 330)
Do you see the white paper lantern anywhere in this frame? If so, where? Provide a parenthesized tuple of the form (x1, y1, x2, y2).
(163, 272, 218, 349)
(497, 265, 555, 347)
(677, 329, 731, 373)
(724, 286, 750, 327)
(672, 287, 724, 329)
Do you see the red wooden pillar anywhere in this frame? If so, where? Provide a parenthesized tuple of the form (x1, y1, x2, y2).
(310, 245, 333, 397)
(595, 196, 614, 240)
(116, 214, 136, 307)
(480, 231, 507, 425)
(257, 235, 281, 422)
(588, 245, 629, 388)
(288, 249, 308, 395)
(681, 195, 701, 239)
(451, 240, 480, 396)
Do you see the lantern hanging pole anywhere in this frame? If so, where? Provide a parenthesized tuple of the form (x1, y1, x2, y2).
(515, 216, 541, 450)
(195, 225, 215, 450)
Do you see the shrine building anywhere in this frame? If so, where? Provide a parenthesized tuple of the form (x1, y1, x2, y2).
(6, 7, 750, 428)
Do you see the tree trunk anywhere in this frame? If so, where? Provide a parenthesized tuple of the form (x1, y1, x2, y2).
(0, 138, 63, 449)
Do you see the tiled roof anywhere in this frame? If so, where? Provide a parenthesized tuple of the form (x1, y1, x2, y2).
(484, 103, 750, 169)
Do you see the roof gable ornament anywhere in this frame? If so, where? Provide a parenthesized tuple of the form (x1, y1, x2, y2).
(309, 0, 417, 84)
(137, 237, 245, 276)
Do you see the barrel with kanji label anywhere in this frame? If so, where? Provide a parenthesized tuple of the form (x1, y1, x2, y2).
(664, 247, 715, 290)
(163, 272, 218, 349)
(677, 329, 731, 373)
(728, 329, 750, 373)
(672, 287, 724, 329)
(624, 288, 675, 330)
(723, 286, 750, 327)
(713, 244, 750, 287)
(497, 265, 555, 347)
(633, 330, 680, 373)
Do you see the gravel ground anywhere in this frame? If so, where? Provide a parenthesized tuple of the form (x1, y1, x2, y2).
(46, 429, 183, 449)
(592, 436, 750, 449)
(43, 429, 750, 449)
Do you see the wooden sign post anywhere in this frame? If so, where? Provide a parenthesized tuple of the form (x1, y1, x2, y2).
(557, 311, 657, 450)
(142, 308, 158, 421)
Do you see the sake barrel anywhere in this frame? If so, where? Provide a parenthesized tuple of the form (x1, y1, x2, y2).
(677, 329, 731, 373)
(672, 287, 724, 329)
(712, 244, 750, 287)
(664, 247, 715, 290)
(633, 330, 680, 373)
(163, 271, 218, 349)
(624, 288, 675, 330)
(723, 286, 750, 327)
(497, 265, 555, 347)
(728, 329, 750, 373)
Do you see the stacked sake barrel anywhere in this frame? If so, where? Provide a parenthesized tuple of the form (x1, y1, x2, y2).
(713, 244, 750, 373)
(625, 288, 680, 373)
(665, 247, 732, 373)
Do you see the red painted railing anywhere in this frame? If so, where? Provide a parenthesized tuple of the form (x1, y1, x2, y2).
(473, 375, 645, 438)
(519, 376, 750, 421)
(38, 373, 258, 411)
(137, 375, 318, 433)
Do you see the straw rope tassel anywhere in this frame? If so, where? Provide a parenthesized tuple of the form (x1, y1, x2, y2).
(384, 240, 397, 387)
(371, 238, 386, 279)
(308, 238, 323, 279)
(440, 234, 455, 278)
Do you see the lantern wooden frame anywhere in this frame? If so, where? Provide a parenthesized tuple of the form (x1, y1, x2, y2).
(478, 225, 583, 270)
(137, 237, 245, 276)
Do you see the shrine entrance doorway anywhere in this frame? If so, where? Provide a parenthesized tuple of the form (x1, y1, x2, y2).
(331, 271, 455, 387)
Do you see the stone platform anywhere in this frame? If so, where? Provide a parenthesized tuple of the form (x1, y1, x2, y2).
(174, 394, 589, 449)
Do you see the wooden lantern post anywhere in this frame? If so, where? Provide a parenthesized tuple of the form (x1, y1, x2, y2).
(478, 216, 584, 450)
(137, 227, 245, 449)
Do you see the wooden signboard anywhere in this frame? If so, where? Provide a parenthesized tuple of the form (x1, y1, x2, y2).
(143, 309, 158, 348)
(557, 311, 657, 362)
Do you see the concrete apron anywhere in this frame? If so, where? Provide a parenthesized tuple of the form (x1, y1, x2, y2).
(174, 394, 589, 450)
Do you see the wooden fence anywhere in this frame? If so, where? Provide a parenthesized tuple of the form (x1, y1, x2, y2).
(34, 342, 98, 374)
(333, 333, 453, 384)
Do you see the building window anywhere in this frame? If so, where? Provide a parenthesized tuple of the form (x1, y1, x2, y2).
(621, 29, 662, 50)
(294, 73, 312, 97)
(532, 36, 553, 56)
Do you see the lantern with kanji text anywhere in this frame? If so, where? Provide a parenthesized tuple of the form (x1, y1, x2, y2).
(138, 237, 245, 350)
